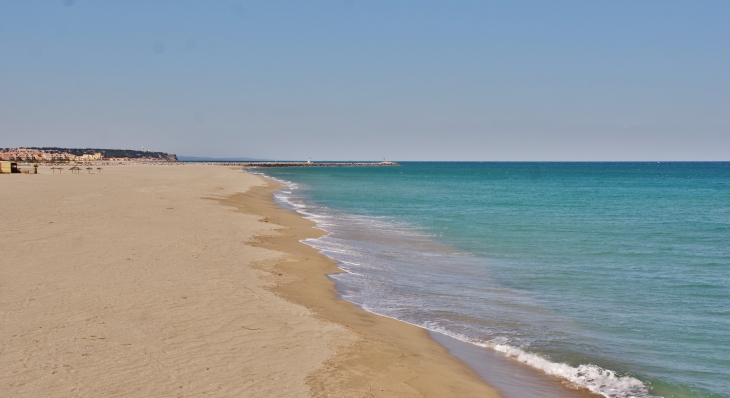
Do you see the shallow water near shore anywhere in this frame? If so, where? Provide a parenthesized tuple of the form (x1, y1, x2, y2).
(254, 162, 730, 398)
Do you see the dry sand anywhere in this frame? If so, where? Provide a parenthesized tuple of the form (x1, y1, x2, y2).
(1, 165, 500, 397)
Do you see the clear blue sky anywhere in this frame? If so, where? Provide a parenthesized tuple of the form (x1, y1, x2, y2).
(1, 1, 728, 160)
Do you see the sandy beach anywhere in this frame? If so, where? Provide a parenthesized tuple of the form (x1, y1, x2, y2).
(1, 165, 500, 397)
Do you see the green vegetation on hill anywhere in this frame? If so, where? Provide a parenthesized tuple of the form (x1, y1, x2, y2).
(28, 147, 178, 161)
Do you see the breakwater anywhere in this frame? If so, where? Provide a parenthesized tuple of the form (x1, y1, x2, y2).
(184, 161, 400, 167)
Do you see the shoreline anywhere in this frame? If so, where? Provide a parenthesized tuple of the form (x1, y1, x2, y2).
(2, 164, 600, 397)
(248, 171, 605, 398)
(220, 176, 504, 397)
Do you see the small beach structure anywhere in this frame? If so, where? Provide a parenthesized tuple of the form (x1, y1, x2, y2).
(0, 161, 19, 174)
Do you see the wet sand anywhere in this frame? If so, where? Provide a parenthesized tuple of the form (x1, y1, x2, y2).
(223, 178, 503, 398)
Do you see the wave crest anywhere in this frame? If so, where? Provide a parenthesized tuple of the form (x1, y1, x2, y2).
(490, 343, 653, 398)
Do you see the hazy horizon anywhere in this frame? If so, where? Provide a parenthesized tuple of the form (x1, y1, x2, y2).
(1, 1, 728, 161)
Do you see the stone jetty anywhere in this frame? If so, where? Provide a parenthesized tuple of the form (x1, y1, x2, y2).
(191, 161, 400, 167)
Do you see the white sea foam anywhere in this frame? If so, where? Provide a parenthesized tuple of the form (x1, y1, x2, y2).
(489, 344, 653, 398)
(246, 170, 660, 398)
(420, 325, 657, 398)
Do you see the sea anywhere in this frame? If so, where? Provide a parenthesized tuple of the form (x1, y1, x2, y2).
(251, 162, 729, 398)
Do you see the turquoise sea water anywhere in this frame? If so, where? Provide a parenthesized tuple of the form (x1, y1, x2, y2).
(255, 162, 730, 398)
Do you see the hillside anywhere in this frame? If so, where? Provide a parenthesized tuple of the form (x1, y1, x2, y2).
(26, 147, 178, 161)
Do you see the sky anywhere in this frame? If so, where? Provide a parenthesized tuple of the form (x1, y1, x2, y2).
(1, 1, 728, 161)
